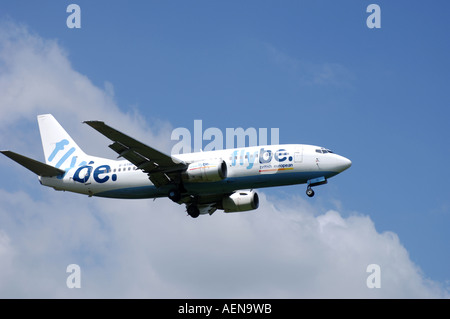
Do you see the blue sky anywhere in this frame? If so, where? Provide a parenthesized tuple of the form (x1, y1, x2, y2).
(0, 1, 449, 297)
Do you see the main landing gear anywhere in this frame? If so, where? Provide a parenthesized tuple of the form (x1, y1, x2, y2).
(168, 187, 200, 218)
(187, 204, 200, 218)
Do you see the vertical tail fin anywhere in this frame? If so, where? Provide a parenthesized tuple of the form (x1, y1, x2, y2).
(37, 114, 88, 169)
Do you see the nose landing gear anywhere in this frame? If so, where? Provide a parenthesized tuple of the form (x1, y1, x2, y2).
(306, 176, 327, 198)
(306, 187, 315, 198)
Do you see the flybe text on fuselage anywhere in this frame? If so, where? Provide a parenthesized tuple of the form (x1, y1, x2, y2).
(73, 162, 117, 184)
(230, 147, 294, 173)
(65, 146, 297, 186)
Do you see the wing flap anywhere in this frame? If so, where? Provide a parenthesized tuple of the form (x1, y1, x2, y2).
(1, 151, 65, 177)
(109, 141, 151, 167)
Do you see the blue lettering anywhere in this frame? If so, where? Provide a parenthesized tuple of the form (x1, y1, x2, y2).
(73, 161, 94, 183)
(231, 150, 238, 166)
(259, 147, 272, 164)
(78, 160, 87, 167)
(69, 156, 77, 169)
(55, 147, 75, 168)
(239, 150, 245, 166)
(246, 151, 258, 169)
(274, 149, 287, 162)
(93, 165, 111, 183)
(57, 155, 78, 180)
(233, 147, 293, 169)
(48, 139, 69, 162)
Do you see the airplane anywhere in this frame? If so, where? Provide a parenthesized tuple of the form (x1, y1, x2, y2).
(1, 114, 351, 218)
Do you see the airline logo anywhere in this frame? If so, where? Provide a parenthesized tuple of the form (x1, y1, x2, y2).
(230, 147, 294, 173)
(49, 139, 117, 184)
(73, 162, 117, 184)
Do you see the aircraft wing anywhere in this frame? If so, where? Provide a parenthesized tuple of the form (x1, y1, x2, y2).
(84, 120, 187, 187)
(0, 150, 65, 177)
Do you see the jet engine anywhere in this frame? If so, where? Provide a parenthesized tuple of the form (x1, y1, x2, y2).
(185, 159, 227, 182)
(222, 190, 259, 213)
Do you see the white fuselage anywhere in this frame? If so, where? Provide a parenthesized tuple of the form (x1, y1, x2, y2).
(39, 144, 351, 199)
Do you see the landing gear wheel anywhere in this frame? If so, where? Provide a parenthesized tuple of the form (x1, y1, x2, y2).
(187, 205, 200, 218)
(306, 187, 315, 198)
(168, 189, 181, 202)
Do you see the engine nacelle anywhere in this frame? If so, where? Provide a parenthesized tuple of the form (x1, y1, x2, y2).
(222, 190, 259, 213)
(185, 159, 227, 182)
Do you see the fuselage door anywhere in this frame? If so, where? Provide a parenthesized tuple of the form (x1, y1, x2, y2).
(294, 147, 303, 163)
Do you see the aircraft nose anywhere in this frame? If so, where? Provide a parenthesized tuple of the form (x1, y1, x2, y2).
(336, 155, 352, 172)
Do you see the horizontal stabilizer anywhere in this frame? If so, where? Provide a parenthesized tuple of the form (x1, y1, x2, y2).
(1, 150, 65, 177)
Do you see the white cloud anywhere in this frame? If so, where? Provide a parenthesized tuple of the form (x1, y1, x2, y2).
(0, 21, 174, 158)
(0, 21, 448, 298)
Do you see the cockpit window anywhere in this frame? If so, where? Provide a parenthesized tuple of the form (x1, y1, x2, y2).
(316, 148, 334, 154)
